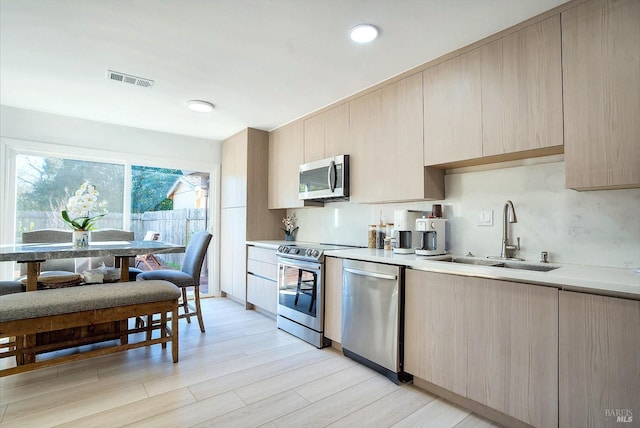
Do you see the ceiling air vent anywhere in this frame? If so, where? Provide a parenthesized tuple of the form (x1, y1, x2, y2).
(107, 70, 154, 88)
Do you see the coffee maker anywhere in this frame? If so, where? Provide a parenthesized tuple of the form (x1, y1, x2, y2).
(415, 217, 447, 256)
(393, 210, 421, 254)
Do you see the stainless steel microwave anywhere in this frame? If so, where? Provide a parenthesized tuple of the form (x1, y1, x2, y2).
(299, 154, 349, 201)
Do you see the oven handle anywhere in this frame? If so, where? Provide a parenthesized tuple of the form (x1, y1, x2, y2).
(343, 267, 397, 281)
(278, 258, 322, 271)
(328, 160, 336, 192)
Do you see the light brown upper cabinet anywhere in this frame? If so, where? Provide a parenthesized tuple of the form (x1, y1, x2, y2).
(423, 48, 483, 165)
(424, 16, 563, 167)
(482, 15, 563, 157)
(221, 130, 248, 209)
(268, 121, 306, 209)
(303, 103, 350, 163)
(350, 73, 444, 203)
(563, 0, 640, 190)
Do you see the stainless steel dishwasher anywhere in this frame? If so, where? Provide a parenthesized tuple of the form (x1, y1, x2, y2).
(341, 259, 411, 384)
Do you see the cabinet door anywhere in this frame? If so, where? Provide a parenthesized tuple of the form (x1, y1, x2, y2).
(563, 0, 640, 190)
(220, 208, 233, 295)
(232, 208, 247, 300)
(350, 73, 438, 203)
(423, 50, 482, 166)
(303, 113, 326, 163)
(303, 103, 350, 163)
(466, 278, 558, 428)
(349, 89, 383, 203)
(268, 122, 305, 209)
(220, 206, 246, 300)
(381, 73, 430, 201)
(246, 274, 277, 314)
(559, 291, 640, 428)
(324, 256, 343, 343)
(323, 103, 350, 158)
(483, 16, 563, 156)
(405, 270, 467, 396)
(221, 130, 248, 208)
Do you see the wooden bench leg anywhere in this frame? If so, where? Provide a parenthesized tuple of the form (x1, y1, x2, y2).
(15, 335, 25, 366)
(119, 319, 129, 345)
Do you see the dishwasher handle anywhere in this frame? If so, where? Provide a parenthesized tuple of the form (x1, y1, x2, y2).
(344, 267, 397, 281)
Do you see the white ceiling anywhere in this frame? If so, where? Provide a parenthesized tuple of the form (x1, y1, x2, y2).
(0, 0, 567, 142)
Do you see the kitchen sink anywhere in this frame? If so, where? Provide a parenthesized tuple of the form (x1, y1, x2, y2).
(447, 257, 560, 272)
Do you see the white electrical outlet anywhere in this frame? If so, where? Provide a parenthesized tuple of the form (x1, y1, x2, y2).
(477, 210, 493, 226)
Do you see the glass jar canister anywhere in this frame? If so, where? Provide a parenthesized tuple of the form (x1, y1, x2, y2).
(368, 225, 377, 248)
(376, 224, 385, 249)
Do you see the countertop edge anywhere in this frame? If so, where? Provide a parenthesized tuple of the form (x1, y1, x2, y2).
(245, 241, 640, 300)
(324, 248, 640, 301)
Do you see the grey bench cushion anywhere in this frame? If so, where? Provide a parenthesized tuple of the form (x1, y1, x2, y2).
(0, 280, 181, 322)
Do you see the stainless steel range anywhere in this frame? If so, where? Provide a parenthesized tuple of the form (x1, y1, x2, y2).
(276, 243, 356, 348)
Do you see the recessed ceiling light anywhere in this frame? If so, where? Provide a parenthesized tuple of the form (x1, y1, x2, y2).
(186, 100, 215, 113)
(350, 24, 379, 43)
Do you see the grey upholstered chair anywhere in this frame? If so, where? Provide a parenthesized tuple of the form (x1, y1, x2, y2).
(20, 229, 76, 275)
(136, 231, 212, 332)
(0, 281, 23, 296)
(90, 229, 143, 281)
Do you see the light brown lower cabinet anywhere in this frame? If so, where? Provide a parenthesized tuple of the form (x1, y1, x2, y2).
(405, 269, 558, 427)
(324, 256, 343, 343)
(559, 291, 640, 428)
(246, 246, 279, 314)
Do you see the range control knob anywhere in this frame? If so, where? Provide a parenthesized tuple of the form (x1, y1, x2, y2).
(312, 250, 320, 258)
(305, 249, 313, 257)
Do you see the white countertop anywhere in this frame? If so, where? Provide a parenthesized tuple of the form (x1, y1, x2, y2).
(323, 248, 640, 300)
(246, 241, 640, 300)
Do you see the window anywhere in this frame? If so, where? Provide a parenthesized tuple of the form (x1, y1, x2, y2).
(16, 154, 125, 241)
(12, 155, 212, 295)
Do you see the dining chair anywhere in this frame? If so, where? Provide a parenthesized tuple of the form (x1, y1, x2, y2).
(20, 229, 76, 275)
(136, 231, 212, 332)
(90, 229, 143, 281)
(0, 281, 23, 296)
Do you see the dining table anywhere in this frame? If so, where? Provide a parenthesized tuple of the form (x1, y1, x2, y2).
(0, 240, 186, 291)
(0, 239, 186, 364)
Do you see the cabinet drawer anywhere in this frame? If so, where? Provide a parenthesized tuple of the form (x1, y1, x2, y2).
(247, 274, 277, 314)
(247, 246, 278, 264)
(247, 259, 278, 281)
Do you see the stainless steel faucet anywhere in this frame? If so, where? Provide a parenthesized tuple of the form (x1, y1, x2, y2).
(500, 200, 521, 259)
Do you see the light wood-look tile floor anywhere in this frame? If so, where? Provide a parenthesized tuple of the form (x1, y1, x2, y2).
(0, 297, 503, 428)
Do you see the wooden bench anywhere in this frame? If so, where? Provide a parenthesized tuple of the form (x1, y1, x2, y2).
(0, 280, 181, 377)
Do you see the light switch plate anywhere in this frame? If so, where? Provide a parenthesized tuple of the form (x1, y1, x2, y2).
(477, 210, 493, 226)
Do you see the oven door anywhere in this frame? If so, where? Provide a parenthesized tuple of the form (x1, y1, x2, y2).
(277, 258, 324, 332)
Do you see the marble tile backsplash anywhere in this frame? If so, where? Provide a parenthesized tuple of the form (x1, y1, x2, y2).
(290, 161, 640, 269)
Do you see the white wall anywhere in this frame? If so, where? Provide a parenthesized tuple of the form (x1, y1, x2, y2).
(0, 105, 221, 165)
(290, 160, 640, 269)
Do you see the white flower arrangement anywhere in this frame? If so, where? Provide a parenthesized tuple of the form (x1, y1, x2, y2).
(281, 214, 298, 236)
(61, 181, 107, 231)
